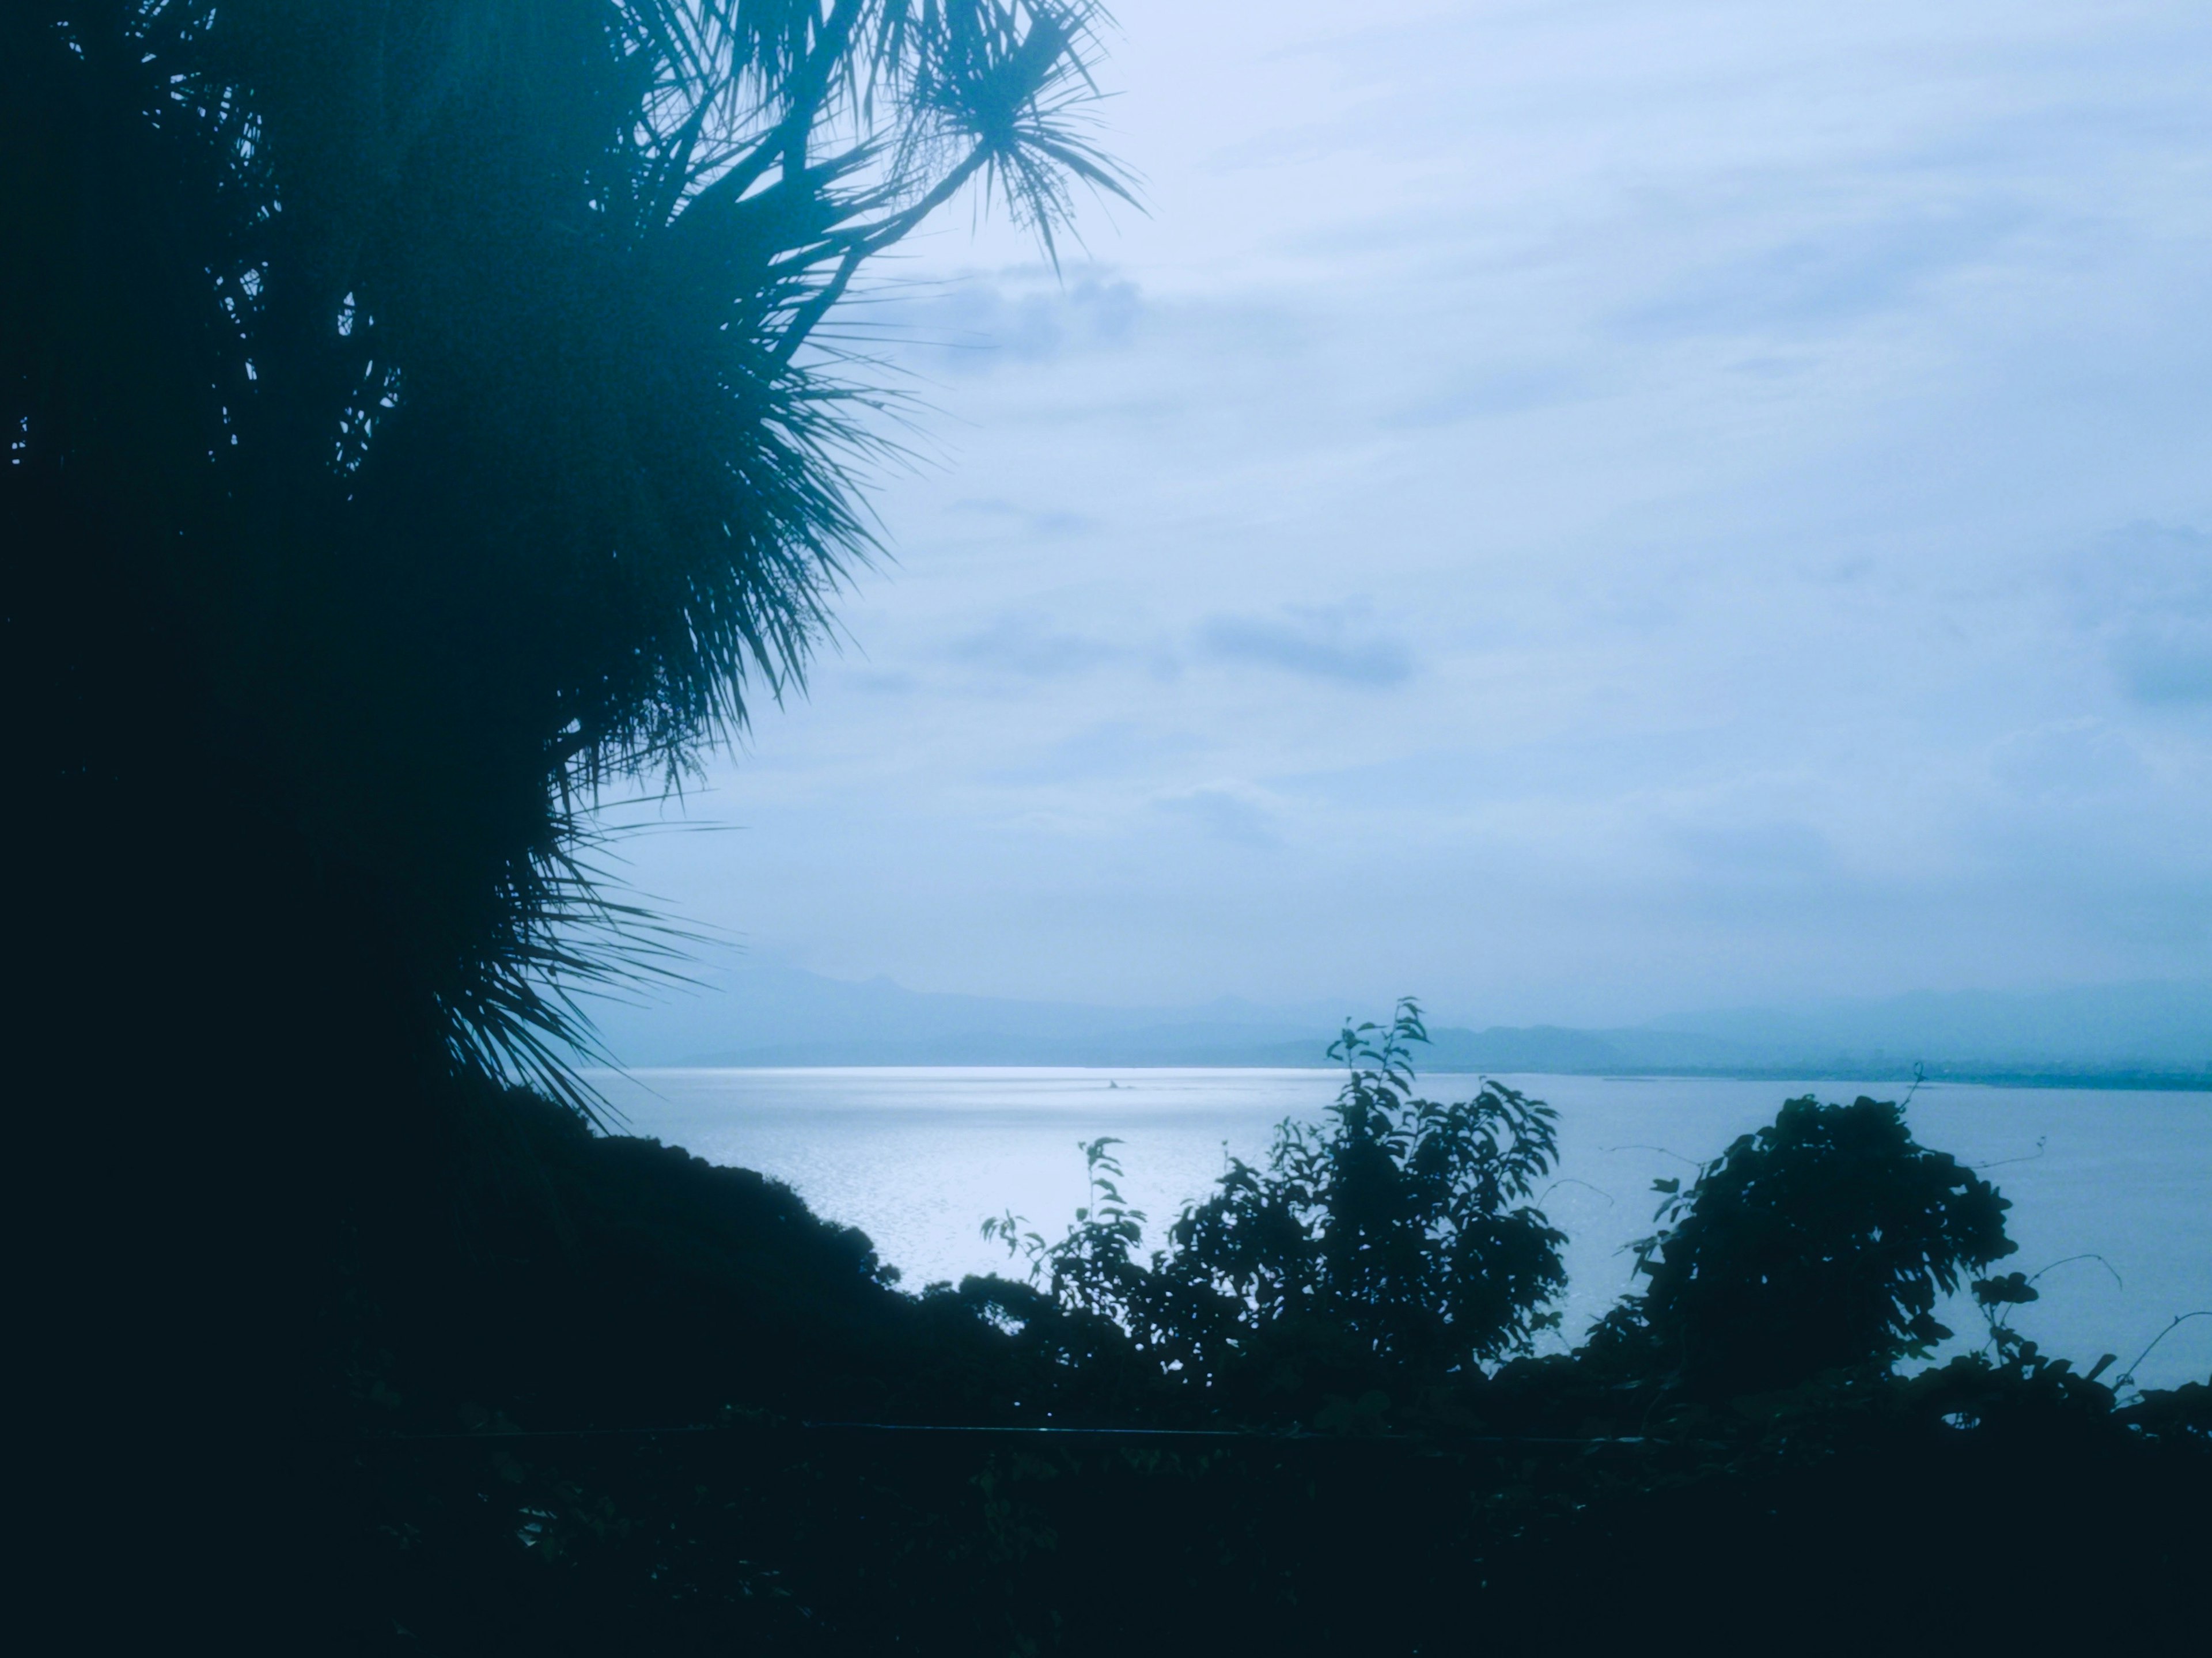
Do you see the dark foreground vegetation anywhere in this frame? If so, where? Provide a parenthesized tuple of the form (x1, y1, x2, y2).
(327, 1010, 2207, 1652)
(6, 5, 2203, 1650)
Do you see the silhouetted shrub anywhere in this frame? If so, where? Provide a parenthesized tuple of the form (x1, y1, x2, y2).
(1597, 1093, 2017, 1395)
(340, 1058, 2207, 1652)
(978, 1001, 1567, 1420)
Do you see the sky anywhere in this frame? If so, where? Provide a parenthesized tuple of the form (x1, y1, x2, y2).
(597, 0, 2212, 1029)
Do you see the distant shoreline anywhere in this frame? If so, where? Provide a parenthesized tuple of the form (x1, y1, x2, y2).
(609, 1057, 2211, 1092)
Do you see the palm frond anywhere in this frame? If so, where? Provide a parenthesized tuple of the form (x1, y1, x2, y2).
(9, 1, 1126, 1109)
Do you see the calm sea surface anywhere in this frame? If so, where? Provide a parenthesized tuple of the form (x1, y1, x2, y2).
(586, 1067, 2212, 1389)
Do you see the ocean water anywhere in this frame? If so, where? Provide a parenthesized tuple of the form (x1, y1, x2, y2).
(586, 1067, 2212, 1390)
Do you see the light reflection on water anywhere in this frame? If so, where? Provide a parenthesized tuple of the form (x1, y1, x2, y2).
(586, 1067, 2212, 1389)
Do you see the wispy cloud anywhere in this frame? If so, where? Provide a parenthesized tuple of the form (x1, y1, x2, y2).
(949, 611, 1129, 678)
(1196, 608, 1413, 688)
(989, 722, 1201, 786)
(1991, 719, 2148, 800)
(1610, 199, 2031, 341)
(2112, 547, 2212, 708)
(1382, 364, 1591, 431)
(868, 269, 1145, 376)
(2071, 522, 2212, 706)
(948, 497, 1096, 540)
(1154, 784, 1282, 849)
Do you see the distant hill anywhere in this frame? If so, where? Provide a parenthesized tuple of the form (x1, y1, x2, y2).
(1643, 980, 2212, 1072)
(583, 961, 1337, 1068)
(581, 964, 2211, 1088)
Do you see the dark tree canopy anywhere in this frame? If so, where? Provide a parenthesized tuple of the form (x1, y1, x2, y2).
(1618, 1094, 2018, 1395)
(1160, 1003, 1567, 1379)
(3, 1, 1128, 1100)
(978, 1002, 1569, 1418)
(2, 14, 1128, 1629)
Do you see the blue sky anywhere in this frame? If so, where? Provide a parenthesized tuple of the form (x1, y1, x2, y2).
(601, 0, 2212, 1027)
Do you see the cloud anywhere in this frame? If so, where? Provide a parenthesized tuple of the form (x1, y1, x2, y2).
(1382, 363, 1590, 430)
(1195, 608, 1413, 687)
(2074, 523, 2212, 706)
(988, 721, 1201, 786)
(869, 268, 1144, 375)
(1638, 210, 2020, 340)
(948, 497, 1096, 539)
(2110, 622, 2212, 705)
(1991, 720, 2147, 800)
(1154, 784, 1282, 849)
(949, 611, 1128, 678)
(1664, 819, 1838, 881)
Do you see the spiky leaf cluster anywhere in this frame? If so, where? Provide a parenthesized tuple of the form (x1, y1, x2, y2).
(3, 2, 1128, 1105)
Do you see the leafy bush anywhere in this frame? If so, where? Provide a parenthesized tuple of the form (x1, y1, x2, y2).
(362, 1062, 2205, 1652)
(1598, 1094, 2017, 1395)
(980, 1001, 1568, 1418)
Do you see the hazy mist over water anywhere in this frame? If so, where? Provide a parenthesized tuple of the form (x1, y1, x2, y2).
(593, 1067, 2212, 1389)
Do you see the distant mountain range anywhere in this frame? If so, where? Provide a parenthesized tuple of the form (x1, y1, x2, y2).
(579, 965, 2212, 1088)
(584, 963, 1334, 1068)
